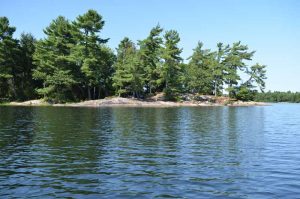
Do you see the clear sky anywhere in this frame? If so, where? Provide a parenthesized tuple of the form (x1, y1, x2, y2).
(1, 0, 299, 91)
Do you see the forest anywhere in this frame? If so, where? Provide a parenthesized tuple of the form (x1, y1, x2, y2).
(255, 91, 300, 103)
(0, 10, 267, 103)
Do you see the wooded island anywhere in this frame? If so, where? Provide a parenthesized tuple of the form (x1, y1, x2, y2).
(1, 10, 267, 104)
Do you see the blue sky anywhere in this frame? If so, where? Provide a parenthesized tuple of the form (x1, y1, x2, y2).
(1, 0, 299, 91)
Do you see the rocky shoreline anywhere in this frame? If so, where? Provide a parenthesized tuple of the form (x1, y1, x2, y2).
(6, 96, 268, 107)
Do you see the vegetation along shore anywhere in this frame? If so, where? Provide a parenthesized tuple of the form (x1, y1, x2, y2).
(1, 10, 267, 105)
(6, 94, 267, 107)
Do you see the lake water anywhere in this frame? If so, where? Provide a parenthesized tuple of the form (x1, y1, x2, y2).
(0, 104, 300, 198)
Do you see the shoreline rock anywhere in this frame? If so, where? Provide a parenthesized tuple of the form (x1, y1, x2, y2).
(5, 97, 268, 107)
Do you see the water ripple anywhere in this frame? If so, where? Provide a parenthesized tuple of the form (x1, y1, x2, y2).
(0, 105, 300, 198)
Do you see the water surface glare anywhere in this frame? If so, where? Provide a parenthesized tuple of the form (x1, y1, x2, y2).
(1, 104, 300, 198)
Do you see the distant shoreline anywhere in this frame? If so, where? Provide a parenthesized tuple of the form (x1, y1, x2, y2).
(4, 97, 268, 107)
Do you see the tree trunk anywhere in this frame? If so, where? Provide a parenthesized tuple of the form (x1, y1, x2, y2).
(105, 88, 108, 98)
(93, 86, 96, 100)
(43, 83, 46, 98)
(87, 85, 91, 100)
(9, 78, 17, 99)
(98, 85, 101, 99)
(229, 83, 232, 97)
(214, 80, 217, 97)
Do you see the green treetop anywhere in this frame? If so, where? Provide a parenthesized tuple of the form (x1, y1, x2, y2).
(73, 9, 110, 100)
(18, 33, 38, 100)
(224, 41, 255, 97)
(210, 42, 230, 96)
(161, 30, 183, 99)
(0, 12, 268, 103)
(0, 17, 20, 100)
(186, 42, 214, 94)
(138, 24, 163, 94)
(113, 37, 145, 98)
(33, 16, 77, 102)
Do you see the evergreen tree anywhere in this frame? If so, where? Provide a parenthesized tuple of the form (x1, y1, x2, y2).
(246, 63, 267, 92)
(161, 30, 183, 99)
(138, 25, 163, 94)
(224, 41, 255, 97)
(255, 91, 300, 103)
(33, 16, 77, 102)
(210, 42, 229, 96)
(0, 17, 20, 100)
(73, 9, 109, 100)
(113, 37, 144, 98)
(235, 86, 257, 101)
(186, 42, 214, 94)
(18, 33, 38, 100)
(0, 13, 269, 103)
(96, 45, 116, 98)
(236, 63, 267, 101)
(113, 37, 133, 96)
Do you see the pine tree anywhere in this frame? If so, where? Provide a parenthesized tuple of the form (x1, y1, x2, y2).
(18, 33, 38, 100)
(0, 17, 20, 100)
(224, 41, 255, 97)
(96, 45, 116, 98)
(244, 63, 267, 91)
(211, 42, 229, 96)
(138, 25, 163, 94)
(161, 30, 183, 100)
(73, 9, 109, 100)
(186, 42, 214, 94)
(113, 37, 144, 98)
(33, 16, 77, 102)
(1, 13, 269, 103)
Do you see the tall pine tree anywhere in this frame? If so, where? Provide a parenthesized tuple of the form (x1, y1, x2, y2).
(113, 37, 144, 98)
(138, 25, 163, 94)
(210, 42, 229, 96)
(73, 9, 110, 100)
(161, 30, 183, 99)
(33, 16, 77, 102)
(224, 41, 255, 97)
(186, 42, 214, 94)
(18, 33, 38, 100)
(0, 17, 20, 100)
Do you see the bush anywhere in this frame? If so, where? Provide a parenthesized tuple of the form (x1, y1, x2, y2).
(236, 86, 256, 101)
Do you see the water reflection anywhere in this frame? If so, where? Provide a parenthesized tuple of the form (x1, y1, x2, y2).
(1, 105, 300, 198)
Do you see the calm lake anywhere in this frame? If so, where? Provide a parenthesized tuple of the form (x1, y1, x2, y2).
(0, 104, 300, 198)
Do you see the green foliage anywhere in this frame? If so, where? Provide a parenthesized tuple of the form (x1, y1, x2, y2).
(0, 17, 20, 99)
(161, 30, 183, 99)
(236, 86, 256, 101)
(224, 41, 255, 97)
(113, 37, 145, 98)
(37, 70, 76, 102)
(209, 42, 230, 96)
(255, 91, 300, 103)
(32, 10, 114, 102)
(33, 16, 78, 102)
(95, 46, 116, 97)
(245, 63, 267, 92)
(18, 33, 39, 100)
(73, 9, 110, 100)
(0, 12, 268, 103)
(234, 63, 267, 101)
(0, 18, 37, 101)
(186, 42, 214, 94)
(138, 25, 163, 94)
(183, 41, 266, 99)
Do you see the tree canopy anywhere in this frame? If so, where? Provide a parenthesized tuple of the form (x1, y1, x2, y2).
(0, 10, 268, 103)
